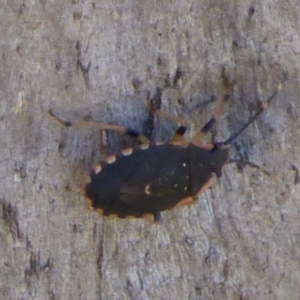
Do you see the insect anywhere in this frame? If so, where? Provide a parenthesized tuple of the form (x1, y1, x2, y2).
(50, 83, 282, 222)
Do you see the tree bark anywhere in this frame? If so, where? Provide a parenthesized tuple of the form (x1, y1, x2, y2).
(1, 1, 300, 299)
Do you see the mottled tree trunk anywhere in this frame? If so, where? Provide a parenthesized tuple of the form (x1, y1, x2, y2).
(1, 1, 300, 299)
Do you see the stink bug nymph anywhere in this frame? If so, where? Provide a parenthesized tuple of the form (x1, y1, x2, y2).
(50, 83, 282, 222)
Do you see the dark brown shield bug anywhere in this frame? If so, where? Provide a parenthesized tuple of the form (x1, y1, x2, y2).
(50, 83, 282, 222)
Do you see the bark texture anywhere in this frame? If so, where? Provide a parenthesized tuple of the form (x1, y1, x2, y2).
(1, 1, 300, 299)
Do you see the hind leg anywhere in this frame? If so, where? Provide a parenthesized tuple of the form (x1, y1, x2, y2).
(49, 109, 150, 144)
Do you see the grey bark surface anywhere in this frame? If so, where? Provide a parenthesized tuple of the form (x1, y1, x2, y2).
(1, 1, 300, 299)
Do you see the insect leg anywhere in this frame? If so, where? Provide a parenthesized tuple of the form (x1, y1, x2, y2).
(125, 129, 150, 144)
(48, 109, 150, 143)
(146, 92, 187, 141)
(155, 110, 187, 141)
(192, 95, 230, 144)
(142, 212, 161, 223)
(153, 212, 161, 222)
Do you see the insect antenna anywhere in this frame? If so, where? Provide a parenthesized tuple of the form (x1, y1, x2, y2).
(222, 82, 283, 147)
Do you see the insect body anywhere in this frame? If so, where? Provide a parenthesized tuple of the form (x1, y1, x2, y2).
(85, 142, 228, 219)
(50, 83, 282, 221)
